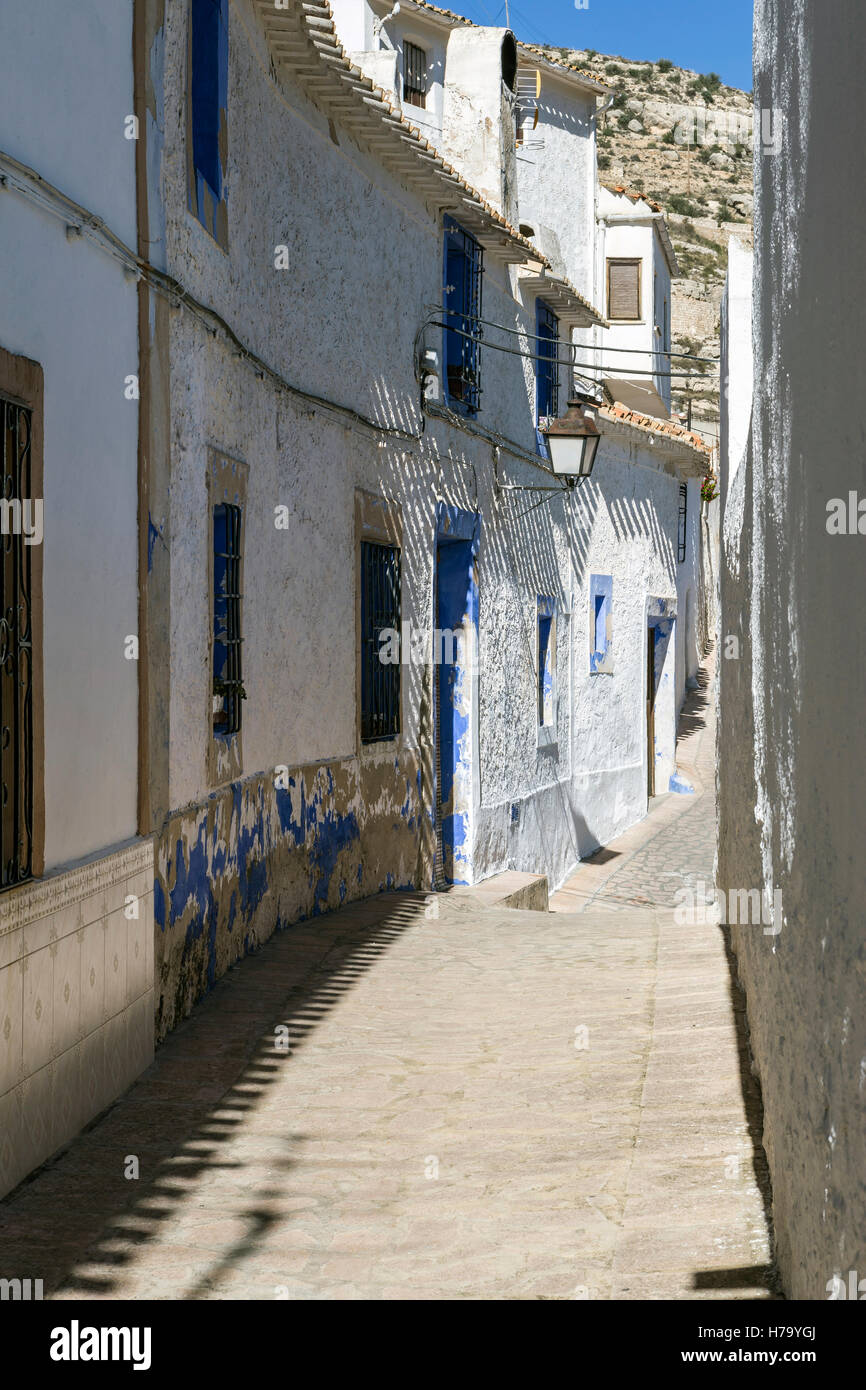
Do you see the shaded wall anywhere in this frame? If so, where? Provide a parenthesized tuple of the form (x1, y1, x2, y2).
(719, 0, 866, 1298)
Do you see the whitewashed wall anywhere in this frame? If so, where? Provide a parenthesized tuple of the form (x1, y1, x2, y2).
(719, 0, 866, 1300)
(0, 0, 139, 871)
(515, 72, 598, 299)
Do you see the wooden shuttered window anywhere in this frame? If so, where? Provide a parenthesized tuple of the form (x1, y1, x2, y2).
(403, 42, 427, 108)
(607, 259, 642, 320)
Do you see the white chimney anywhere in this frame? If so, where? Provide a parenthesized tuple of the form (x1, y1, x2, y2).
(441, 27, 519, 227)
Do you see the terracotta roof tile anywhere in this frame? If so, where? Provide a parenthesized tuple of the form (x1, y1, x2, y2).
(603, 183, 663, 214)
(600, 401, 712, 457)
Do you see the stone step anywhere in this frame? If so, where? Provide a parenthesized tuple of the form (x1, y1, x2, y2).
(446, 870, 549, 913)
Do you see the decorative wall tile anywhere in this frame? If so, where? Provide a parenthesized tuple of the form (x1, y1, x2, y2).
(79, 920, 105, 1037)
(52, 931, 81, 1057)
(0, 927, 24, 971)
(18, 1064, 54, 1178)
(0, 960, 24, 1098)
(53, 1041, 85, 1148)
(22, 946, 54, 1076)
(0, 838, 155, 1200)
(80, 1024, 107, 1121)
(104, 908, 128, 1020)
(126, 896, 150, 1006)
(127, 990, 155, 1081)
(0, 1086, 25, 1195)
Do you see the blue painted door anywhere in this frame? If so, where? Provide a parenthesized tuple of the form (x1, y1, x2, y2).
(647, 625, 656, 798)
(435, 537, 476, 884)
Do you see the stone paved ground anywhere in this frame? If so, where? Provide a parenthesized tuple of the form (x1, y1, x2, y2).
(0, 651, 776, 1299)
(551, 657, 717, 915)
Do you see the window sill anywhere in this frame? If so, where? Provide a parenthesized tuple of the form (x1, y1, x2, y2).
(537, 724, 558, 752)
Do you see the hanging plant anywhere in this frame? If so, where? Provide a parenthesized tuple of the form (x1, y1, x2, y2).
(701, 474, 719, 503)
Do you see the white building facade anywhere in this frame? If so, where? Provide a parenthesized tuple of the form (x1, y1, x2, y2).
(0, 0, 154, 1199)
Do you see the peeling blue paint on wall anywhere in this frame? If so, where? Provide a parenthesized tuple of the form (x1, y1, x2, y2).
(155, 749, 429, 1041)
(154, 876, 166, 931)
(309, 808, 360, 912)
(147, 514, 163, 573)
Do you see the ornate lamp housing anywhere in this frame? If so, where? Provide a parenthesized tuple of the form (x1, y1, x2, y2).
(542, 398, 602, 479)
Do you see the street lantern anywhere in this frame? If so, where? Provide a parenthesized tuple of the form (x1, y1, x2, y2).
(542, 397, 601, 479)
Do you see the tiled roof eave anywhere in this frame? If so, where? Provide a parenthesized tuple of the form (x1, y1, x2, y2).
(518, 268, 607, 328)
(381, 1, 609, 90)
(251, 0, 550, 270)
(599, 402, 711, 470)
(601, 184, 681, 277)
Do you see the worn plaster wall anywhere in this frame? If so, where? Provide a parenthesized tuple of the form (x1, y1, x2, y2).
(718, 0, 866, 1299)
(515, 72, 597, 298)
(440, 27, 518, 226)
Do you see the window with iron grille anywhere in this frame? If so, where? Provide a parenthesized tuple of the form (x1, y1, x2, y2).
(403, 41, 427, 107)
(677, 483, 687, 564)
(213, 502, 244, 735)
(360, 541, 401, 743)
(535, 300, 559, 429)
(0, 395, 34, 889)
(443, 217, 483, 415)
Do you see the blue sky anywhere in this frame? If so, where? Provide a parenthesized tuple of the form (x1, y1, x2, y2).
(447, 0, 754, 93)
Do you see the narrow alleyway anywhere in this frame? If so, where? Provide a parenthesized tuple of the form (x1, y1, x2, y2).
(0, 654, 775, 1300)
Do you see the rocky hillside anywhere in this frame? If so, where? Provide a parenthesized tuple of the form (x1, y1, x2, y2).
(549, 49, 754, 437)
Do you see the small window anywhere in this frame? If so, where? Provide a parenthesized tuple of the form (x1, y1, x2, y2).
(589, 575, 613, 674)
(607, 258, 641, 320)
(535, 300, 559, 452)
(189, 0, 228, 241)
(443, 217, 483, 415)
(0, 387, 39, 887)
(403, 41, 427, 108)
(537, 597, 556, 727)
(213, 502, 243, 735)
(361, 541, 401, 743)
(677, 483, 687, 564)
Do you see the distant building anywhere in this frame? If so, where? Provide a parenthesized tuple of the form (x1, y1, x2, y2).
(595, 184, 680, 418)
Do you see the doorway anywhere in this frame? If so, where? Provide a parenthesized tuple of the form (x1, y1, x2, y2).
(646, 624, 656, 799)
(433, 507, 480, 886)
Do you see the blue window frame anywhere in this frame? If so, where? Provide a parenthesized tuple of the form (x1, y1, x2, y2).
(213, 502, 243, 735)
(535, 301, 559, 457)
(537, 596, 556, 726)
(535, 300, 559, 433)
(361, 541, 401, 743)
(589, 574, 613, 674)
(190, 0, 228, 237)
(443, 217, 483, 415)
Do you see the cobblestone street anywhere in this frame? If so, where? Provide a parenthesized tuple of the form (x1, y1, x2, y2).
(0, 653, 775, 1300)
